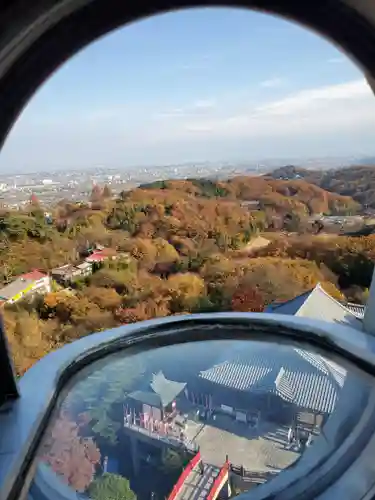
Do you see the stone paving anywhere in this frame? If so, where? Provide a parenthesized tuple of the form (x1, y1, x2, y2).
(183, 413, 299, 472)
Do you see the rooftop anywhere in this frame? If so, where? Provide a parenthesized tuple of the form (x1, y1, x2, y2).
(20, 270, 47, 281)
(0, 277, 36, 300)
(150, 371, 187, 406)
(341, 302, 366, 319)
(265, 284, 363, 329)
(51, 264, 77, 275)
(127, 390, 163, 408)
(76, 262, 92, 270)
(85, 250, 114, 262)
(199, 346, 344, 414)
(128, 371, 186, 408)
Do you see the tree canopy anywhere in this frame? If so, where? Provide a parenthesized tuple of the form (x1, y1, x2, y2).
(1, 175, 371, 377)
(88, 473, 137, 500)
(40, 412, 100, 492)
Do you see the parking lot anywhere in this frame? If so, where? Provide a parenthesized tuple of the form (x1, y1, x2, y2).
(183, 412, 299, 472)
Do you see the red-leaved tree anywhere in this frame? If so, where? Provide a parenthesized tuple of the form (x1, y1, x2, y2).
(231, 286, 265, 312)
(30, 193, 41, 207)
(40, 412, 100, 492)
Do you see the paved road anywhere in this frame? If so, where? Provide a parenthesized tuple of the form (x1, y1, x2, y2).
(177, 464, 219, 500)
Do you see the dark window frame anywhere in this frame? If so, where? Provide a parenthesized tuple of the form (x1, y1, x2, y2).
(1, 1, 375, 499)
(0, 317, 18, 406)
(2, 314, 375, 500)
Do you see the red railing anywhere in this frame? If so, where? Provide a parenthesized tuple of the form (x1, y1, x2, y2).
(206, 460, 229, 500)
(167, 451, 201, 500)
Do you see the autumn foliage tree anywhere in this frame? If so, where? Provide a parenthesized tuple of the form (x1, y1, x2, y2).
(90, 184, 103, 202)
(115, 298, 170, 324)
(231, 286, 265, 312)
(30, 192, 41, 208)
(102, 184, 112, 199)
(167, 273, 205, 312)
(85, 286, 122, 310)
(1, 173, 371, 377)
(40, 412, 100, 492)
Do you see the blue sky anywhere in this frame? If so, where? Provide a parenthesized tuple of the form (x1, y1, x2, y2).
(0, 7, 374, 173)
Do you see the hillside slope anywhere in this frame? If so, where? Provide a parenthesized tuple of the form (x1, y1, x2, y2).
(268, 165, 375, 208)
(137, 176, 360, 216)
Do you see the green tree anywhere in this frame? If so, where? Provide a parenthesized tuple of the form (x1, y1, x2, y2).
(88, 473, 137, 500)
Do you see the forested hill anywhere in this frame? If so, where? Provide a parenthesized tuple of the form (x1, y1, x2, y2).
(136, 176, 360, 216)
(0, 175, 368, 376)
(268, 165, 375, 209)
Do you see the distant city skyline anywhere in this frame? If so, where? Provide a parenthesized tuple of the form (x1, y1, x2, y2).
(0, 8, 374, 173)
(1, 154, 374, 181)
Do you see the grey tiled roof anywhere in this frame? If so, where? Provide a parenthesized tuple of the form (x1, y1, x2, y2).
(200, 360, 275, 393)
(199, 346, 345, 414)
(320, 358, 346, 388)
(275, 367, 338, 413)
(341, 302, 365, 319)
(294, 348, 329, 372)
(293, 349, 345, 388)
(265, 284, 363, 330)
(295, 285, 362, 329)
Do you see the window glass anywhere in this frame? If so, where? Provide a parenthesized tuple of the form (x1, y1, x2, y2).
(26, 339, 370, 499)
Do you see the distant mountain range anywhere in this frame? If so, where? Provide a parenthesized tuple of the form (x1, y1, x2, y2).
(244, 155, 375, 172)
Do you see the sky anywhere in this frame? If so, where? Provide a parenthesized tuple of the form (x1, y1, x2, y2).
(0, 7, 375, 173)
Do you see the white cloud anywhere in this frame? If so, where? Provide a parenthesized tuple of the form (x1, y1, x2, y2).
(2, 78, 375, 171)
(254, 79, 369, 116)
(178, 78, 375, 139)
(260, 77, 286, 88)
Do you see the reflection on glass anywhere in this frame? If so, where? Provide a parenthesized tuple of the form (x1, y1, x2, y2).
(28, 340, 369, 500)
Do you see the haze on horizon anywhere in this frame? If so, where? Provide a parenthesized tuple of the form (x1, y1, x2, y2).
(0, 7, 374, 174)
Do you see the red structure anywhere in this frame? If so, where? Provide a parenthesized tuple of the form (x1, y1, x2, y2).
(167, 451, 202, 500)
(167, 454, 230, 500)
(206, 460, 230, 500)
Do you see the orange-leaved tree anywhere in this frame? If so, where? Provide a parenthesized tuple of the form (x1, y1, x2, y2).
(231, 286, 265, 312)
